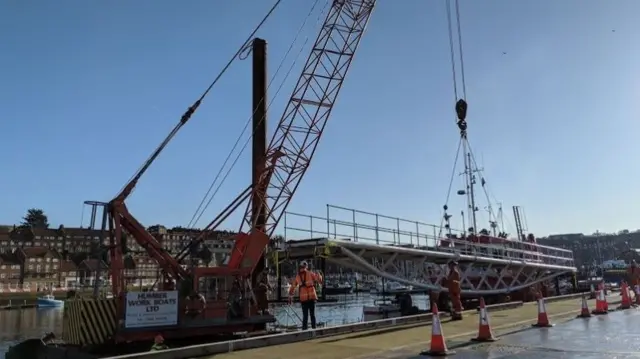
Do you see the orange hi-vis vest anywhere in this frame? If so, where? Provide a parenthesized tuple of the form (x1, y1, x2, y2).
(289, 269, 323, 302)
(447, 269, 461, 295)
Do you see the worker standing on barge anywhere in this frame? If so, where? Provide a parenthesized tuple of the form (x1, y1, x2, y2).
(288, 261, 323, 330)
(447, 260, 463, 320)
(254, 267, 272, 315)
(150, 335, 168, 351)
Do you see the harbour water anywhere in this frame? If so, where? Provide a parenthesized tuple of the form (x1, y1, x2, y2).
(0, 293, 430, 358)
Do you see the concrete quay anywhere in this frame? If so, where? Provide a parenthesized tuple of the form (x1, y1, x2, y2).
(110, 293, 620, 359)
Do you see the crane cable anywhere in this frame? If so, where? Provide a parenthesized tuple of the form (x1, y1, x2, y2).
(115, 0, 283, 198)
(195, 0, 282, 104)
(449, 0, 513, 236)
(437, 0, 468, 239)
(187, 0, 329, 229)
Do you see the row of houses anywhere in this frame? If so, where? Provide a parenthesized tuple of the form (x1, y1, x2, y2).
(0, 224, 235, 255)
(537, 231, 640, 266)
(0, 225, 235, 290)
(0, 247, 167, 291)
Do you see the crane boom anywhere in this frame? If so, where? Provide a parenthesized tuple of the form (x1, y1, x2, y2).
(226, 0, 376, 272)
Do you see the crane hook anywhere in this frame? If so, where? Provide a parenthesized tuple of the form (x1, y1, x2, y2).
(455, 99, 467, 121)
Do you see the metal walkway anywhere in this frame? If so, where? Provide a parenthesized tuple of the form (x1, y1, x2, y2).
(280, 205, 576, 295)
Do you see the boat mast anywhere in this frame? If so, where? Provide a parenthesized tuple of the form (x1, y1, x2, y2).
(458, 120, 478, 234)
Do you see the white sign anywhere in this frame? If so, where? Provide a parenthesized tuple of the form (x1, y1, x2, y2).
(125, 291, 178, 328)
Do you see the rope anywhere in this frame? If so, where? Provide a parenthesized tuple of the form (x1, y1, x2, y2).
(196, 0, 282, 103)
(445, 0, 467, 101)
(114, 0, 282, 199)
(187, 0, 328, 228)
(445, 0, 459, 101)
(439, 0, 472, 239)
(454, 0, 467, 100)
(438, 138, 462, 238)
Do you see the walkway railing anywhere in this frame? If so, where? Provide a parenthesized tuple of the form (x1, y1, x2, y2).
(283, 205, 575, 268)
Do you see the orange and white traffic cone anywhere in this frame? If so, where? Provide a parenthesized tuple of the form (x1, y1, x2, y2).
(577, 294, 591, 318)
(532, 294, 554, 327)
(420, 303, 455, 356)
(471, 297, 497, 342)
(619, 282, 632, 309)
(591, 289, 608, 315)
(626, 285, 636, 307)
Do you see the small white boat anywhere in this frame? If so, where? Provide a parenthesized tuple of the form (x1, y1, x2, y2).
(324, 282, 353, 295)
(373, 281, 413, 294)
(363, 298, 402, 321)
(37, 294, 64, 308)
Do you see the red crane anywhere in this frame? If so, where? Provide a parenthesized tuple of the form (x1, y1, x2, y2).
(102, 0, 376, 341)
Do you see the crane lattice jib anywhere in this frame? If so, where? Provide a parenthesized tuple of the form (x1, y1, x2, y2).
(243, 0, 376, 239)
(177, 0, 376, 272)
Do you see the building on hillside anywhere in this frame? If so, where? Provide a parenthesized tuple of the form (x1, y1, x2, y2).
(123, 255, 159, 288)
(0, 253, 21, 290)
(76, 258, 109, 287)
(0, 226, 12, 246)
(14, 247, 61, 291)
(147, 225, 234, 254)
(0, 225, 105, 255)
(538, 231, 640, 266)
(58, 260, 78, 288)
(0, 223, 239, 288)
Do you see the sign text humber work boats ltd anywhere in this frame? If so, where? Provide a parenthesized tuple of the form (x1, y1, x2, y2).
(125, 291, 178, 328)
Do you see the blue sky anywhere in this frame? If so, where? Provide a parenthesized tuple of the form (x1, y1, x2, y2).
(1, 0, 639, 239)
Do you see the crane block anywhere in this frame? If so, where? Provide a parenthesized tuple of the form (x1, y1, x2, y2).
(227, 232, 270, 274)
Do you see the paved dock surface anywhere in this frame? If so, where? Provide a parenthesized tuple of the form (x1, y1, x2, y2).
(208, 297, 613, 359)
(405, 308, 640, 359)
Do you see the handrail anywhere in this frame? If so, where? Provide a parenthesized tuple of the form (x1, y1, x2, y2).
(283, 211, 575, 267)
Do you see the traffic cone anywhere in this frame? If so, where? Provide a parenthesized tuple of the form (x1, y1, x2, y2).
(589, 284, 596, 299)
(591, 289, 608, 315)
(471, 297, 497, 342)
(627, 285, 636, 307)
(420, 303, 455, 356)
(532, 295, 554, 327)
(619, 282, 632, 309)
(577, 294, 591, 318)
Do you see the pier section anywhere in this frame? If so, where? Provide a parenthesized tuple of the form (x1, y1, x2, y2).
(277, 205, 576, 297)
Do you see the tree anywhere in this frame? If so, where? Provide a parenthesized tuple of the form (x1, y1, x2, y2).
(21, 208, 49, 229)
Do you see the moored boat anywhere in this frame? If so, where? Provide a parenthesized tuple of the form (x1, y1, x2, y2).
(372, 280, 413, 295)
(36, 294, 64, 308)
(323, 282, 353, 295)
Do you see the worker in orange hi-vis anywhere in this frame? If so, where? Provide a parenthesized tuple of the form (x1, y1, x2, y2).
(288, 261, 323, 330)
(447, 260, 463, 320)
